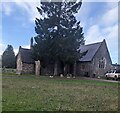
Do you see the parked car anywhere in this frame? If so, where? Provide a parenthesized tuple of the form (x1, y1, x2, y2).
(105, 70, 120, 80)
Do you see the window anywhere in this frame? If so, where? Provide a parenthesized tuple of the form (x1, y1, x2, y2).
(99, 57, 106, 69)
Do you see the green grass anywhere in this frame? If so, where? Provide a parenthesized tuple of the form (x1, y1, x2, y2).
(2, 75, 119, 111)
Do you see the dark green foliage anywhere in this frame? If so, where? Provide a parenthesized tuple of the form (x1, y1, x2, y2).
(30, 37, 33, 48)
(33, 0, 84, 67)
(2, 45, 16, 68)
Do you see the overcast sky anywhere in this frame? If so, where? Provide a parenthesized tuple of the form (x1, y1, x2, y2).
(0, 0, 119, 64)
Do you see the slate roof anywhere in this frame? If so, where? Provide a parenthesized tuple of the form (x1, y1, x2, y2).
(18, 41, 103, 63)
(19, 47, 34, 64)
(79, 42, 102, 62)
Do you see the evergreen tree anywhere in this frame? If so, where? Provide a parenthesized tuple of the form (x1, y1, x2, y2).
(33, 0, 84, 75)
(2, 45, 16, 68)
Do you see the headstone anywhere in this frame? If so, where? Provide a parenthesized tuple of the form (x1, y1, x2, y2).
(60, 74, 64, 77)
(67, 74, 70, 78)
(73, 76, 75, 78)
(35, 60, 40, 76)
(49, 75, 53, 78)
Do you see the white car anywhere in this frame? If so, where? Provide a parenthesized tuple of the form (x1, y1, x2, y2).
(105, 70, 120, 80)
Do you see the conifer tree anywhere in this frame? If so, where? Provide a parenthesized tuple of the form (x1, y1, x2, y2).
(2, 45, 16, 68)
(33, 0, 84, 75)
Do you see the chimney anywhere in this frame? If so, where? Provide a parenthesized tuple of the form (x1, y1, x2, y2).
(30, 37, 33, 50)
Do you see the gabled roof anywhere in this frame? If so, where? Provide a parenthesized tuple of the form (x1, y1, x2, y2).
(18, 40, 108, 63)
(18, 47, 34, 64)
(79, 41, 102, 62)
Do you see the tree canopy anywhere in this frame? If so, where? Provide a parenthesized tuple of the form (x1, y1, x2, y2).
(2, 45, 16, 68)
(33, 0, 85, 75)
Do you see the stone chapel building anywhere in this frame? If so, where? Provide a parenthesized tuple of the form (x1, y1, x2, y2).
(16, 39, 112, 77)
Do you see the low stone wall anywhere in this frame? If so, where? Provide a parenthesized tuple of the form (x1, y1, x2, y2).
(2, 68, 16, 74)
(22, 63, 34, 74)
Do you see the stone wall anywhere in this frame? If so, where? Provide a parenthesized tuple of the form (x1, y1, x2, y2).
(91, 40, 112, 77)
(2, 68, 16, 74)
(22, 63, 34, 74)
(76, 62, 92, 77)
(77, 41, 112, 77)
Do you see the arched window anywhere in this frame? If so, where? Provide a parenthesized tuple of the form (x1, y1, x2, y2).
(99, 57, 106, 69)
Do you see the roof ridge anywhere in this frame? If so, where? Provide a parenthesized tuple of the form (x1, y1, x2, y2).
(85, 41, 102, 46)
(20, 47, 30, 51)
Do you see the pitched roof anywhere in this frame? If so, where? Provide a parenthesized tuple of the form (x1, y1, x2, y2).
(79, 41, 102, 62)
(18, 40, 105, 63)
(18, 47, 34, 64)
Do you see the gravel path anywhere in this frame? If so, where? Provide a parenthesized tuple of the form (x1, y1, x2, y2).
(81, 77, 119, 83)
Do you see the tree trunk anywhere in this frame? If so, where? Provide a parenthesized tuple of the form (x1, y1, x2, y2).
(64, 64, 67, 76)
(73, 61, 76, 76)
(54, 61, 58, 76)
(68, 65, 70, 74)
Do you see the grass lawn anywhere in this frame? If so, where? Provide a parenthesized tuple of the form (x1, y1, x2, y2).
(2, 74, 119, 111)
